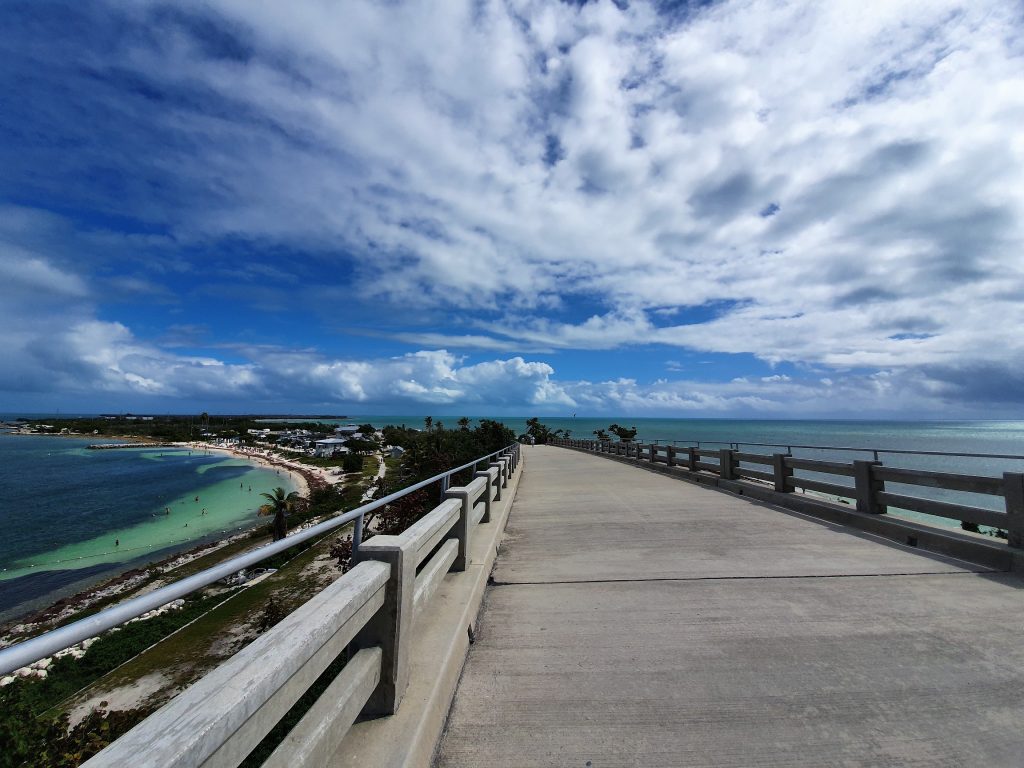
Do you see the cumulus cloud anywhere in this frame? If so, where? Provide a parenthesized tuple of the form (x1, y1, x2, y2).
(1, 0, 1023, 414)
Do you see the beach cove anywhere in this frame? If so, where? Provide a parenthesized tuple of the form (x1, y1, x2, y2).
(0, 435, 307, 621)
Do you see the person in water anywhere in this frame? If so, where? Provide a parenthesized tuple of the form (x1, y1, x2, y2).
(115, 538, 119, 547)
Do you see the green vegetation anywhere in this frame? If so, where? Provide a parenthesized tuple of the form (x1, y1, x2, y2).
(257, 487, 302, 542)
(0, 417, 515, 766)
(382, 418, 514, 487)
(608, 423, 638, 442)
(0, 590, 240, 768)
(591, 424, 636, 442)
(519, 417, 565, 444)
(14, 414, 314, 442)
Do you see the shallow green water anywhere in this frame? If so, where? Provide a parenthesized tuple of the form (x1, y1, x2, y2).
(0, 437, 298, 619)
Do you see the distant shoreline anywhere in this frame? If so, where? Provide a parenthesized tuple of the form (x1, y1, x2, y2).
(0, 436, 322, 634)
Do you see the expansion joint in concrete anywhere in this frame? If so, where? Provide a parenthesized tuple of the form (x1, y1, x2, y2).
(489, 569, 991, 587)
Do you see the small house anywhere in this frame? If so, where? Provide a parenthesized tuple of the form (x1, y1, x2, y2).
(314, 438, 351, 458)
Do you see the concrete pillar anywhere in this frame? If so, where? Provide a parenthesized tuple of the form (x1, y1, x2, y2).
(488, 462, 504, 500)
(773, 453, 793, 493)
(686, 447, 697, 471)
(666, 445, 676, 467)
(854, 460, 883, 514)
(473, 470, 495, 523)
(351, 536, 415, 715)
(1004, 472, 1024, 548)
(444, 487, 474, 571)
(719, 449, 735, 480)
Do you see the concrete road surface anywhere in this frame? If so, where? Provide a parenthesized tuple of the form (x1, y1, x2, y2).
(435, 446, 1024, 768)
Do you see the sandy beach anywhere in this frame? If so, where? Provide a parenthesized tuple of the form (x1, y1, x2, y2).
(178, 442, 319, 496)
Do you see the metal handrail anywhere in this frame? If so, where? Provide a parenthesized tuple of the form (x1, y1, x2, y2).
(0, 443, 518, 676)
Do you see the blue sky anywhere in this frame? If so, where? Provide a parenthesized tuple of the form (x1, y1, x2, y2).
(1, 0, 1023, 418)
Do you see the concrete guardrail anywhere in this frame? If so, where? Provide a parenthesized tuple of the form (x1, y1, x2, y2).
(551, 438, 1023, 551)
(0, 443, 519, 767)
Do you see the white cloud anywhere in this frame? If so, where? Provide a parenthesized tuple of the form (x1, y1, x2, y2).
(3, 1, 1024, 414)
(91, 0, 1022, 390)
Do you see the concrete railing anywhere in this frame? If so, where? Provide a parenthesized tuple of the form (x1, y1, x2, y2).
(0, 445, 519, 678)
(552, 438, 1023, 549)
(0, 444, 518, 767)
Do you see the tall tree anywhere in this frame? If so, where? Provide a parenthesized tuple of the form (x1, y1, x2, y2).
(525, 417, 564, 444)
(608, 424, 637, 442)
(258, 487, 302, 542)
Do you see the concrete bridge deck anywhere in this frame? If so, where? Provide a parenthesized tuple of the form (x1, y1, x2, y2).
(436, 446, 1024, 767)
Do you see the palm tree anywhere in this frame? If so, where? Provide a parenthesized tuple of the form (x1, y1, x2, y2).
(424, 416, 433, 432)
(259, 487, 301, 542)
(457, 417, 471, 431)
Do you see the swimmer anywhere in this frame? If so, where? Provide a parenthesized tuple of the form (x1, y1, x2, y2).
(115, 538, 119, 547)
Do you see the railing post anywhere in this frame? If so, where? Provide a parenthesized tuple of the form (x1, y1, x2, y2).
(1004, 472, 1024, 548)
(474, 469, 497, 523)
(440, 473, 450, 502)
(773, 453, 792, 493)
(353, 511, 365, 551)
(853, 460, 883, 514)
(719, 449, 735, 480)
(666, 445, 676, 467)
(649, 444, 656, 463)
(444, 488, 473, 571)
(351, 536, 415, 715)
(686, 447, 697, 471)
(488, 461, 504, 500)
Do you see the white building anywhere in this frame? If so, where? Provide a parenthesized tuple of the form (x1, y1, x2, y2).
(314, 438, 351, 458)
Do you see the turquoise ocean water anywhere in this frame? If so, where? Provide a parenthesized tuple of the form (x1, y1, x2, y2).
(0, 434, 297, 622)
(3, 417, 1023, 623)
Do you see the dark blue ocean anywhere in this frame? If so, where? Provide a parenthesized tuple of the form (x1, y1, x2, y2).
(0, 433, 292, 622)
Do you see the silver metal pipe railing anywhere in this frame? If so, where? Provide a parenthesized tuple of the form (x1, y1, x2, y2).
(0, 443, 519, 676)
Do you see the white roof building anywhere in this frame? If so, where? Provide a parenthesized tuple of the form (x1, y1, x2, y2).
(314, 438, 351, 458)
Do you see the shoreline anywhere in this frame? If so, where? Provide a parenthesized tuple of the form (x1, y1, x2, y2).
(175, 442, 317, 497)
(0, 439, 332, 638)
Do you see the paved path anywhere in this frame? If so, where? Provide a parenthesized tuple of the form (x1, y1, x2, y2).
(436, 446, 1024, 768)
